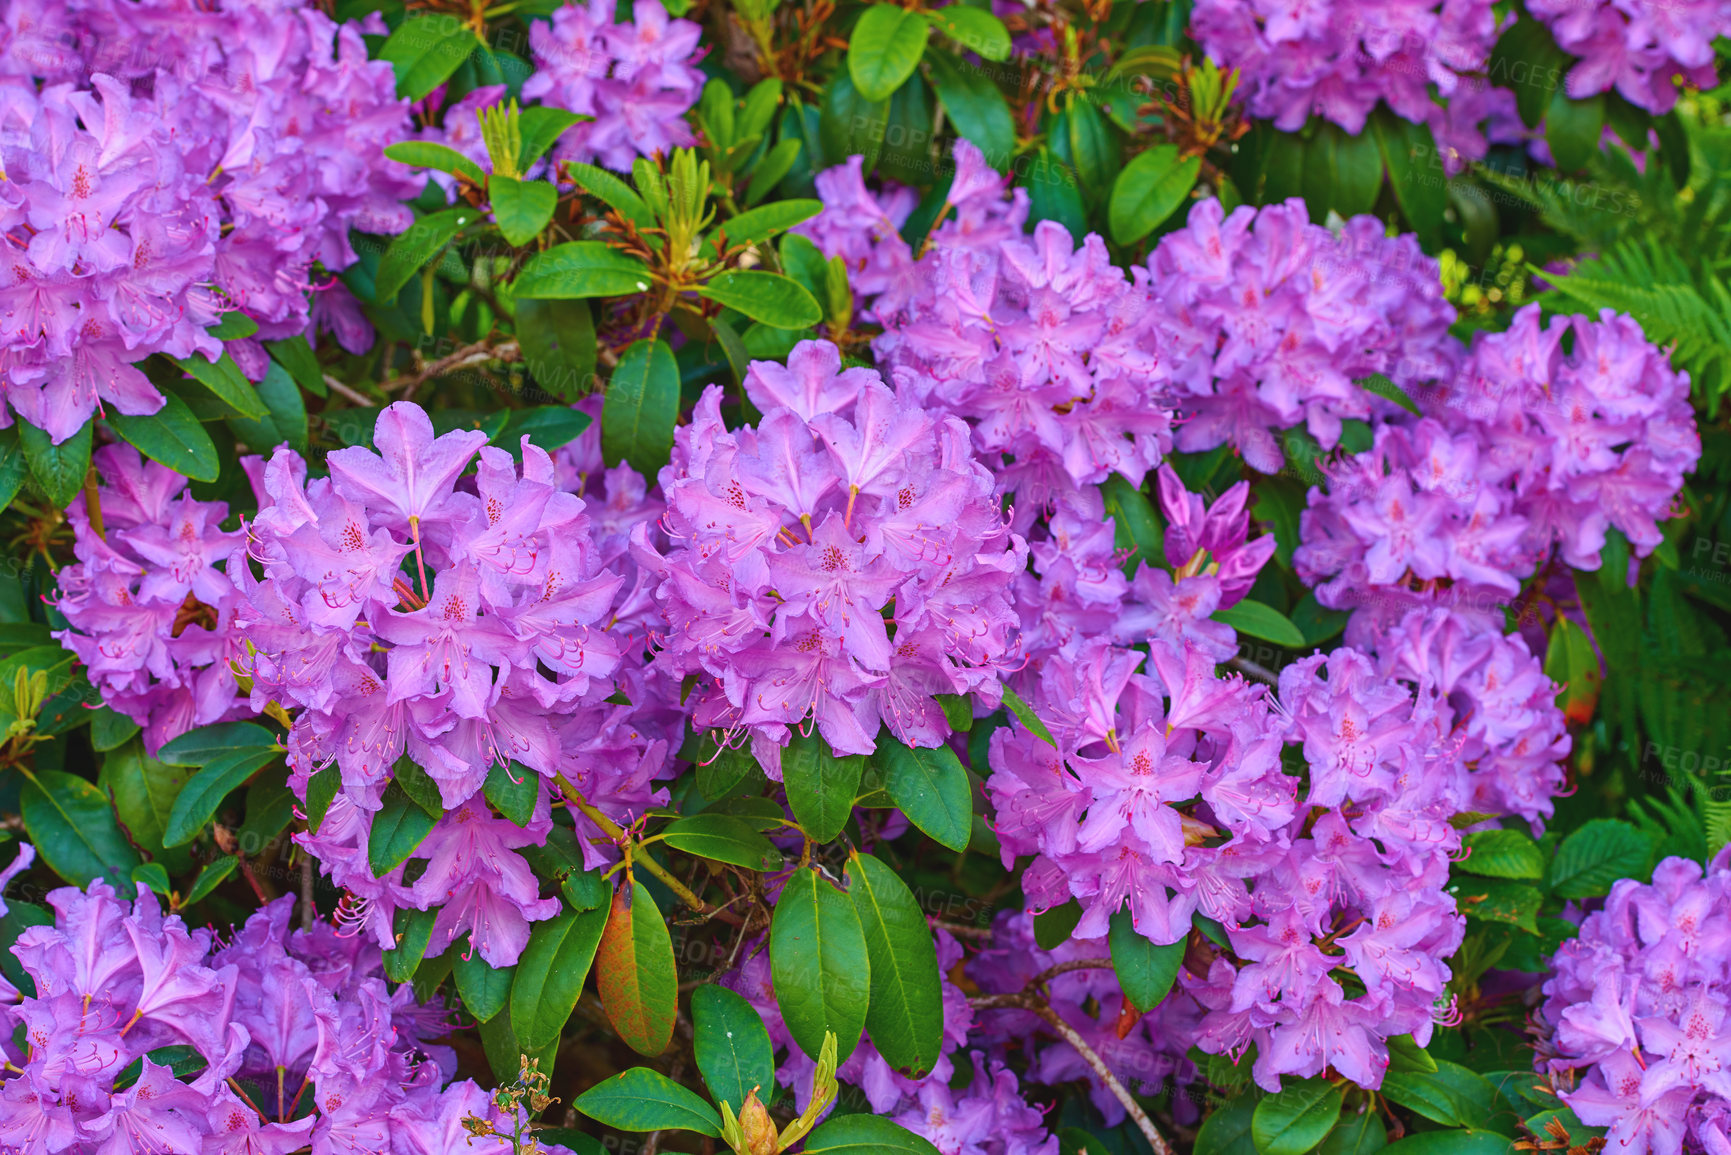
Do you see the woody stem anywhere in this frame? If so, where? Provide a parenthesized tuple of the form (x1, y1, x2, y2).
(554, 770, 712, 914)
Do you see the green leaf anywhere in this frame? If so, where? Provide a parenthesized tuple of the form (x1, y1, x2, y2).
(1378, 1062, 1498, 1130)
(846, 852, 944, 1077)
(1253, 1078, 1344, 1155)
(699, 270, 822, 330)
(227, 361, 309, 457)
(1546, 91, 1606, 172)
(1372, 110, 1446, 248)
(264, 335, 326, 399)
(596, 881, 679, 1056)
(849, 4, 931, 101)
(0, 426, 26, 509)
(772, 867, 871, 1061)
(1052, 100, 1117, 202)
(1100, 474, 1165, 574)
(21, 769, 141, 886)
(746, 137, 804, 206)
(1458, 829, 1545, 880)
(113, 1045, 209, 1092)
(131, 861, 171, 896)
(162, 748, 280, 848)
(1319, 1107, 1388, 1155)
(384, 908, 438, 983)
(1490, 19, 1565, 130)
(375, 208, 473, 301)
(98, 741, 194, 874)
(691, 984, 776, 1112)
(803, 1115, 942, 1154)
(1301, 121, 1384, 221)
(517, 107, 586, 168)
(510, 905, 609, 1051)
(1002, 684, 1057, 747)
(562, 867, 611, 913)
(1194, 1096, 1258, 1155)
(1550, 818, 1656, 899)
(1214, 599, 1305, 647)
(157, 722, 278, 766)
(18, 419, 92, 510)
(379, 14, 479, 100)
(489, 175, 559, 246)
(925, 50, 1014, 168)
(516, 240, 651, 299)
(1356, 373, 1423, 417)
(602, 337, 680, 479)
(182, 855, 239, 907)
(108, 393, 219, 483)
(573, 1068, 723, 1137)
(384, 140, 487, 186)
(1108, 908, 1185, 1013)
(477, 1001, 558, 1086)
(876, 737, 971, 852)
(89, 709, 140, 754)
(1448, 877, 1543, 933)
(368, 781, 439, 877)
(483, 762, 538, 827)
(563, 163, 654, 227)
(495, 406, 592, 456)
(516, 297, 597, 402)
(1109, 144, 1201, 245)
(207, 312, 258, 340)
(387, 756, 444, 819)
(721, 199, 823, 246)
(659, 813, 782, 870)
(924, 6, 1010, 60)
(305, 764, 339, 835)
(1378, 1132, 1513, 1155)
(454, 951, 515, 1023)
(782, 728, 866, 844)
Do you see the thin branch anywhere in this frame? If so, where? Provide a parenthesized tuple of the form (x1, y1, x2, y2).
(1229, 656, 1279, 685)
(380, 338, 521, 399)
(553, 770, 714, 915)
(973, 992, 1175, 1155)
(322, 374, 377, 407)
(1027, 957, 1114, 987)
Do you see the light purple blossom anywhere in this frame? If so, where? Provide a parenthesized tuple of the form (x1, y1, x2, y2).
(1527, 0, 1731, 113)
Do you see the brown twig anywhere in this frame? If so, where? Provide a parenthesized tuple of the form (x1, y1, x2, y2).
(380, 337, 521, 400)
(322, 374, 377, 408)
(1229, 656, 1279, 684)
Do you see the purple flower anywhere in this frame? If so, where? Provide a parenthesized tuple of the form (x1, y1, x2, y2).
(1527, 0, 1729, 113)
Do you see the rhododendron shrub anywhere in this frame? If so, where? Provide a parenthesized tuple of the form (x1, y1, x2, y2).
(2, 1, 1725, 1153)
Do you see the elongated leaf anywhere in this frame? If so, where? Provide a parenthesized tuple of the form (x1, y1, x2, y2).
(1373, 111, 1446, 248)
(169, 348, 268, 419)
(924, 6, 1009, 60)
(772, 867, 870, 1061)
(1458, 829, 1545, 880)
(21, 770, 140, 886)
(925, 50, 1014, 169)
(264, 335, 326, 399)
(182, 855, 239, 907)
(157, 722, 278, 766)
(368, 782, 439, 877)
(1546, 90, 1606, 172)
(0, 426, 25, 508)
(602, 338, 679, 479)
(1253, 1078, 1344, 1155)
(563, 162, 654, 226)
(849, 4, 931, 101)
(1109, 908, 1185, 1013)
(518, 107, 586, 168)
(483, 762, 539, 827)
(1379, 1133, 1522, 1155)
(1213, 599, 1305, 647)
(745, 138, 803, 205)
(490, 175, 559, 246)
(846, 852, 943, 1077)
(375, 208, 472, 301)
(131, 861, 171, 896)
(384, 141, 487, 185)
(509, 905, 609, 1050)
(1194, 1096, 1257, 1155)
(515, 241, 652, 299)
(163, 748, 280, 848)
(108, 393, 218, 482)
(659, 813, 781, 870)
(782, 729, 866, 844)
(98, 741, 194, 874)
(517, 298, 598, 402)
(1320, 1106, 1389, 1155)
(596, 882, 678, 1056)
(18, 419, 92, 510)
(699, 270, 822, 329)
(1002, 685, 1057, 747)
(574, 1068, 722, 1137)
(91, 708, 140, 754)
(877, 738, 971, 852)
(1550, 818, 1656, 899)
(803, 1115, 942, 1154)
(380, 14, 479, 100)
(1109, 144, 1201, 245)
(454, 952, 515, 1023)
(721, 199, 823, 246)
(691, 985, 776, 1112)
(1300, 121, 1385, 221)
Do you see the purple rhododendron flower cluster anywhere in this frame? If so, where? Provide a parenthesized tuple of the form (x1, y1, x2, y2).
(1539, 851, 1731, 1154)
(231, 402, 650, 964)
(54, 445, 252, 756)
(0, 875, 565, 1155)
(1145, 198, 1458, 474)
(1526, 0, 1730, 114)
(1187, 0, 1501, 135)
(637, 338, 1025, 771)
(1298, 304, 1701, 634)
(0, 0, 418, 439)
(521, 0, 705, 173)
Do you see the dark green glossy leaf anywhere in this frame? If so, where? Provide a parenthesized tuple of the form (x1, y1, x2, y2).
(602, 337, 679, 479)
(18, 419, 92, 510)
(21, 769, 141, 886)
(573, 1068, 722, 1136)
(108, 393, 218, 483)
(182, 855, 239, 906)
(163, 748, 280, 848)
(368, 782, 439, 877)
(157, 722, 278, 766)
(454, 951, 515, 1023)
(876, 737, 971, 852)
(1373, 110, 1446, 248)
(771, 867, 870, 1061)
(691, 984, 776, 1112)
(1214, 599, 1305, 647)
(490, 175, 559, 246)
(1546, 90, 1606, 172)
(846, 852, 944, 1077)
(925, 50, 1014, 167)
(510, 905, 609, 1050)
(1550, 818, 1656, 899)
(1253, 1078, 1344, 1155)
(384, 141, 487, 186)
(1458, 829, 1545, 880)
(1109, 143, 1200, 245)
(518, 107, 586, 168)
(515, 240, 651, 299)
(924, 6, 1009, 60)
(379, 14, 479, 100)
(721, 199, 823, 246)
(375, 207, 473, 301)
(699, 270, 822, 330)
(658, 813, 781, 870)
(849, 4, 931, 101)
(803, 1115, 942, 1154)
(516, 298, 597, 402)
(1108, 908, 1185, 1013)
(484, 762, 538, 827)
(782, 729, 866, 844)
